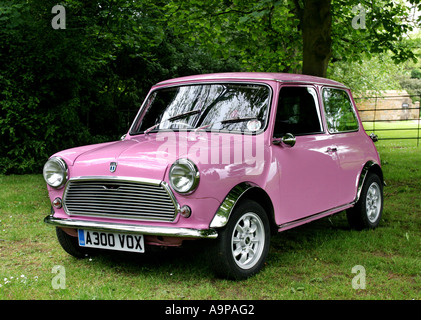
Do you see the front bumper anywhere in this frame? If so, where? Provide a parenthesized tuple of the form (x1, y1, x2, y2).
(44, 215, 218, 239)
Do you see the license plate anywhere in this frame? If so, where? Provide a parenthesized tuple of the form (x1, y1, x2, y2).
(78, 229, 145, 253)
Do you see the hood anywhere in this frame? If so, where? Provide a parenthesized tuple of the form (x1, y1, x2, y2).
(59, 136, 176, 181)
(56, 131, 267, 182)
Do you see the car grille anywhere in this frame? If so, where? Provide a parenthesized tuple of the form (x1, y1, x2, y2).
(63, 178, 178, 222)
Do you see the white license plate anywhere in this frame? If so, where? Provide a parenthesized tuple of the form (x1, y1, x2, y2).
(78, 229, 145, 253)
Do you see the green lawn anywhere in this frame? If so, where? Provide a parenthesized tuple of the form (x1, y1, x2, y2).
(0, 130, 420, 300)
(363, 120, 421, 145)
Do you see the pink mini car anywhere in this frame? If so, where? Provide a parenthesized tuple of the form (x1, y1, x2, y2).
(43, 72, 384, 279)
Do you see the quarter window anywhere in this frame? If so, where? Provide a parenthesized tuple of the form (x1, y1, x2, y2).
(322, 88, 359, 133)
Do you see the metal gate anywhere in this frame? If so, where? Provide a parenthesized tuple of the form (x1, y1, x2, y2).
(354, 94, 421, 147)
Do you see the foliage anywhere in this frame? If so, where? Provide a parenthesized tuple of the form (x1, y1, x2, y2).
(399, 77, 421, 100)
(166, 0, 418, 75)
(411, 68, 421, 79)
(328, 54, 405, 96)
(0, 0, 419, 173)
(0, 0, 240, 174)
(332, 0, 418, 63)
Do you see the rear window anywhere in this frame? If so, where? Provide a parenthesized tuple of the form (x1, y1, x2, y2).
(322, 88, 359, 133)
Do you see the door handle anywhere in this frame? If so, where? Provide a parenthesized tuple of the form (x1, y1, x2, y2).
(326, 147, 338, 153)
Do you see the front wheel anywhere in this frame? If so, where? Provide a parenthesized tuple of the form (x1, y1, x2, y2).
(210, 200, 271, 280)
(56, 227, 90, 258)
(347, 173, 383, 230)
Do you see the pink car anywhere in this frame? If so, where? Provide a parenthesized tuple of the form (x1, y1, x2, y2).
(43, 72, 384, 279)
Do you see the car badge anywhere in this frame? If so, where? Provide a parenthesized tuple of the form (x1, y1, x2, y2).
(110, 162, 117, 173)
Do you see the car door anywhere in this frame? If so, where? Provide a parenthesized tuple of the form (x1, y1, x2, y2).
(321, 87, 365, 205)
(272, 85, 345, 225)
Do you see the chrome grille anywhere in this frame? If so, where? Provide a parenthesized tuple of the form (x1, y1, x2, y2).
(63, 177, 178, 221)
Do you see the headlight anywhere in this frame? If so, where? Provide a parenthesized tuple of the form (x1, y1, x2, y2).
(169, 159, 200, 194)
(43, 157, 68, 189)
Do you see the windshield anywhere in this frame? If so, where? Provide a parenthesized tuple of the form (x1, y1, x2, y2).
(130, 83, 271, 134)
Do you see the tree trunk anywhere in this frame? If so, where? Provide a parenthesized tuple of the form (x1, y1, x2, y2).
(301, 0, 332, 77)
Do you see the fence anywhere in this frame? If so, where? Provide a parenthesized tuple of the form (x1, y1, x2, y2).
(354, 94, 421, 147)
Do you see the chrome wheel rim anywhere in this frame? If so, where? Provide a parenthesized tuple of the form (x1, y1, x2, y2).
(231, 212, 265, 270)
(366, 182, 381, 223)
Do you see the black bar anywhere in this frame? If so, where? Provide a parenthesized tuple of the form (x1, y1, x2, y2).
(363, 128, 421, 131)
(362, 119, 420, 122)
(377, 137, 420, 140)
(359, 107, 419, 112)
(354, 95, 420, 99)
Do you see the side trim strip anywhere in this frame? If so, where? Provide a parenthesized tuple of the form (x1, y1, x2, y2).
(44, 215, 218, 239)
(277, 202, 354, 231)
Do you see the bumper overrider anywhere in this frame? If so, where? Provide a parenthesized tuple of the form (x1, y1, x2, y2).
(44, 215, 218, 239)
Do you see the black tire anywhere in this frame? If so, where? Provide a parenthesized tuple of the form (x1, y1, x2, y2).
(210, 199, 271, 280)
(347, 173, 383, 230)
(55, 227, 90, 258)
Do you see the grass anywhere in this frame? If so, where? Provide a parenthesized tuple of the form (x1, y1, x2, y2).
(363, 120, 421, 143)
(0, 123, 420, 300)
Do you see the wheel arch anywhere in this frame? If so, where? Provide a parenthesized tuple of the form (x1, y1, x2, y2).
(210, 182, 277, 234)
(354, 160, 384, 204)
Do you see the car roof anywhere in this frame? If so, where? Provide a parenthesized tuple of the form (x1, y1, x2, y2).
(154, 72, 347, 88)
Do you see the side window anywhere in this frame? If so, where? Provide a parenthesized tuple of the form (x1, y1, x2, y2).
(274, 86, 322, 137)
(322, 88, 359, 133)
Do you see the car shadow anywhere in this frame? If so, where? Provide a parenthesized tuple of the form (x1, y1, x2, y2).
(80, 238, 213, 278)
(74, 212, 354, 279)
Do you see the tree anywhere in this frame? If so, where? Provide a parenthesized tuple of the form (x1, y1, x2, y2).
(0, 0, 240, 174)
(328, 54, 405, 96)
(1, 0, 419, 174)
(166, 0, 419, 77)
(295, 0, 333, 76)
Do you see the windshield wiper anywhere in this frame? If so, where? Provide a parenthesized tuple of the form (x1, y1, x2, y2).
(145, 112, 258, 135)
(144, 109, 201, 135)
(220, 116, 257, 124)
(168, 109, 201, 121)
(194, 117, 259, 132)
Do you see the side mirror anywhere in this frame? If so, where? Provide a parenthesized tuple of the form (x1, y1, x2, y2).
(369, 133, 378, 143)
(273, 133, 296, 147)
(120, 134, 127, 141)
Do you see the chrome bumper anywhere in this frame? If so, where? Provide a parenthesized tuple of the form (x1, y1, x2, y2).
(44, 215, 218, 239)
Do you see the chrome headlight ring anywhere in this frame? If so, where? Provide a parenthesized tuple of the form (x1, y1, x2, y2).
(43, 157, 68, 189)
(169, 158, 200, 195)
